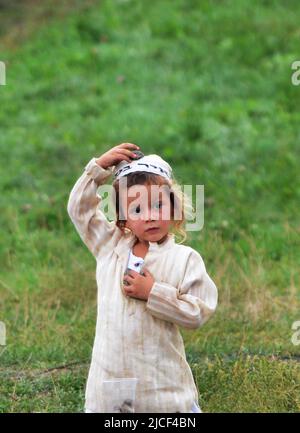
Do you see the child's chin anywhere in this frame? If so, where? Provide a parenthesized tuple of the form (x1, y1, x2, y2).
(147, 231, 168, 243)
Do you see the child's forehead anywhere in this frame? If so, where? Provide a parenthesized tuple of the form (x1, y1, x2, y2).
(120, 183, 170, 202)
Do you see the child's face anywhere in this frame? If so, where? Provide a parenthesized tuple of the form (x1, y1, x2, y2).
(120, 183, 173, 243)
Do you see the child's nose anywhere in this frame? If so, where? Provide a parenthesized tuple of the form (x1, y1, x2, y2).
(143, 209, 159, 221)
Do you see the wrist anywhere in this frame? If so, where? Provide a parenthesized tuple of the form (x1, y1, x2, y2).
(95, 158, 108, 170)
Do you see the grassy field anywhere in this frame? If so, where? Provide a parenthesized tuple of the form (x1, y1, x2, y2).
(0, 0, 299, 412)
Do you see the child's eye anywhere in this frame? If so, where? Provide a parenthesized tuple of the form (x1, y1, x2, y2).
(129, 202, 162, 215)
(130, 205, 141, 214)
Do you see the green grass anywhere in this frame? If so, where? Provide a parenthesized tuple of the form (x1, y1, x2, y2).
(0, 0, 299, 412)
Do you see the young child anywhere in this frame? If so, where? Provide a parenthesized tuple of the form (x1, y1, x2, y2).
(67, 142, 218, 413)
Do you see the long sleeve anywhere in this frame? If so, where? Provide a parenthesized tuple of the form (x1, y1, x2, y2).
(67, 157, 122, 259)
(146, 249, 218, 329)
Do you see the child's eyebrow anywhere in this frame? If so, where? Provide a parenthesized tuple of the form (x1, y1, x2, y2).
(124, 187, 169, 205)
(127, 195, 164, 203)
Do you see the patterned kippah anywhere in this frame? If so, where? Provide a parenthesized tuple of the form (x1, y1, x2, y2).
(113, 152, 172, 181)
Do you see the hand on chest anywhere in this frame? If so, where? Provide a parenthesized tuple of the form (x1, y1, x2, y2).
(123, 247, 184, 290)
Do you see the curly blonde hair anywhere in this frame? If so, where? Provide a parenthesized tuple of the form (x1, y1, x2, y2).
(112, 171, 194, 244)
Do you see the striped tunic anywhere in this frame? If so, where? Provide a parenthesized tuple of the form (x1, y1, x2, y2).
(67, 157, 218, 413)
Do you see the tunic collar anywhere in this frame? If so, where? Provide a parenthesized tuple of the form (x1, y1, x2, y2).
(114, 232, 176, 259)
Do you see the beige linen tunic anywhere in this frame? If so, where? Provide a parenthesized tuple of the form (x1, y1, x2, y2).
(67, 157, 218, 413)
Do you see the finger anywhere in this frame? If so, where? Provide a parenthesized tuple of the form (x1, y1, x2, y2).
(113, 152, 132, 164)
(118, 143, 140, 150)
(113, 151, 135, 164)
(126, 288, 135, 294)
(128, 269, 139, 277)
(115, 148, 139, 159)
(124, 288, 134, 296)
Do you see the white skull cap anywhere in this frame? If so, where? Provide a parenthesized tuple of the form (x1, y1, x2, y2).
(113, 154, 173, 181)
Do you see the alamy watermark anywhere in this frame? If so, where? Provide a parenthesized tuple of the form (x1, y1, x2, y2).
(291, 61, 300, 86)
(98, 180, 204, 231)
(291, 321, 300, 346)
(0, 61, 6, 85)
(0, 321, 6, 346)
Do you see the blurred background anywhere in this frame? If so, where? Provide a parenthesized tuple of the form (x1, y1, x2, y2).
(0, 0, 299, 412)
